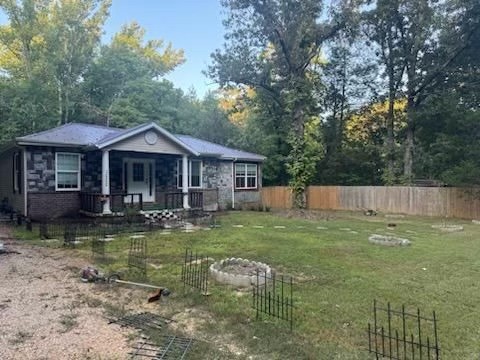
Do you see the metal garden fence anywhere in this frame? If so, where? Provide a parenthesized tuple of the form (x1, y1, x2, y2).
(252, 271, 294, 330)
(367, 299, 440, 360)
(128, 237, 147, 278)
(181, 249, 209, 295)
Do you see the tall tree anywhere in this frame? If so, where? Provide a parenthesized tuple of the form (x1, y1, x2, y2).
(83, 22, 185, 126)
(320, 31, 378, 185)
(45, 0, 111, 124)
(111, 22, 185, 79)
(208, 0, 349, 207)
(367, 0, 480, 183)
(0, 0, 111, 125)
(365, 0, 406, 183)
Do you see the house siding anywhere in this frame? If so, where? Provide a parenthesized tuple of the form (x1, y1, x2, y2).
(24, 147, 84, 219)
(26, 146, 85, 192)
(106, 130, 187, 155)
(26, 147, 56, 192)
(0, 148, 25, 215)
(84, 151, 102, 192)
(201, 159, 262, 210)
(205, 160, 233, 209)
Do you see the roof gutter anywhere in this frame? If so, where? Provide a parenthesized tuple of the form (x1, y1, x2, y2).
(16, 140, 87, 148)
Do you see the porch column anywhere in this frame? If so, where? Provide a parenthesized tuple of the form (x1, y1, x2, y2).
(182, 154, 190, 209)
(101, 149, 112, 214)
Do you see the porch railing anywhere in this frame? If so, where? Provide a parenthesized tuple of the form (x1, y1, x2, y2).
(80, 192, 143, 214)
(190, 191, 203, 208)
(165, 191, 204, 209)
(80, 190, 207, 215)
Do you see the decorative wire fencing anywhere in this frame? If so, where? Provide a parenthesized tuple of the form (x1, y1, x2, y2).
(181, 249, 209, 295)
(367, 299, 440, 360)
(63, 223, 78, 247)
(252, 271, 294, 330)
(128, 237, 147, 278)
(36, 219, 151, 241)
(91, 235, 107, 262)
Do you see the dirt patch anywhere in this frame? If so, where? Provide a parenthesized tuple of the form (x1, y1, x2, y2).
(170, 308, 213, 337)
(221, 262, 264, 277)
(0, 225, 134, 360)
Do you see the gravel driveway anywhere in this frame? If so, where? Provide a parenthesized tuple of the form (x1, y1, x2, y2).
(0, 225, 132, 360)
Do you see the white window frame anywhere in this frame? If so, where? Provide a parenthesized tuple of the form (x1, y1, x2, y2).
(177, 159, 203, 189)
(55, 152, 81, 191)
(235, 163, 258, 190)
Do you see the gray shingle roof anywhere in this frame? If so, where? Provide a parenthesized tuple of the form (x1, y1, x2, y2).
(16, 122, 265, 162)
(175, 135, 265, 161)
(17, 123, 124, 146)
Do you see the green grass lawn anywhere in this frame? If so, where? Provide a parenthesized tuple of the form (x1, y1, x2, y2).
(15, 211, 480, 359)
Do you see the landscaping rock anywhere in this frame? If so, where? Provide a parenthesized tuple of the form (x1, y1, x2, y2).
(431, 224, 464, 232)
(210, 258, 271, 288)
(385, 214, 405, 218)
(368, 234, 411, 246)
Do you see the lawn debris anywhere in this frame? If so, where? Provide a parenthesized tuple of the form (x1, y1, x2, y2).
(148, 288, 171, 303)
(0, 242, 20, 255)
(80, 266, 100, 282)
(363, 208, 377, 216)
(108, 312, 173, 332)
(129, 336, 194, 359)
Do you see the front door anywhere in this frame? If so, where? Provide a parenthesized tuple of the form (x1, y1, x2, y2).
(124, 159, 155, 203)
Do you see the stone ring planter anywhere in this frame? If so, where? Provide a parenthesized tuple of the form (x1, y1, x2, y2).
(431, 224, 464, 232)
(368, 234, 411, 247)
(209, 258, 271, 288)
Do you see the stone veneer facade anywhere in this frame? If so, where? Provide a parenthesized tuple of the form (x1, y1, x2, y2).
(24, 147, 262, 219)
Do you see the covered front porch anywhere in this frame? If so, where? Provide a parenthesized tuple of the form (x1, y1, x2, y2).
(79, 149, 217, 216)
(79, 189, 208, 215)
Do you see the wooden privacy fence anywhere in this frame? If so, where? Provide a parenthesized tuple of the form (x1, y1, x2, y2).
(261, 186, 480, 219)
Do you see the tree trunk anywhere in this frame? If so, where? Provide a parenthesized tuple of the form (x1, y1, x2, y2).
(385, 88, 395, 183)
(403, 95, 415, 183)
(64, 86, 69, 124)
(385, 26, 396, 184)
(293, 189, 307, 209)
(57, 82, 63, 126)
(291, 101, 307, 209)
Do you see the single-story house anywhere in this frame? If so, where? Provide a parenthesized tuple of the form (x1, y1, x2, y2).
(0, 122, 265, 220)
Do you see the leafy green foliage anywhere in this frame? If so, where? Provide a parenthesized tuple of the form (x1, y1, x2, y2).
(209, 0, 352, 205)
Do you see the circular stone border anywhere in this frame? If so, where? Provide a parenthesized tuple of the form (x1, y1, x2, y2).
(209, 258, 271, 288)
(368, 234, 411, 247)
(431, 224, 464, 232)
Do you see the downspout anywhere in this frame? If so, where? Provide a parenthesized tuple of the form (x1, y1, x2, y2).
(23, 148, 28, 217)
(231, 159, 236, 209)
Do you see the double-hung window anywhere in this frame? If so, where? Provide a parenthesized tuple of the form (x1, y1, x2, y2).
(56, 152, 81, 191)
(177, 159, 202, 188)
(235, 163, 257, 189)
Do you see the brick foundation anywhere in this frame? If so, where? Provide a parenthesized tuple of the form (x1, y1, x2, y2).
(28, 192, 80, 220)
